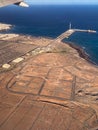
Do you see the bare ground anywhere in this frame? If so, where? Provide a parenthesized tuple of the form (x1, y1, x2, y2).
(0, 35, 98, 130)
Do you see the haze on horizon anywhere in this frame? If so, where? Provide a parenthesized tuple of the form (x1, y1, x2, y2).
(26, 0, 98, 5)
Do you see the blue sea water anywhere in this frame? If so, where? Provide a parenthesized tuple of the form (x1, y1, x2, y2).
(0, 5, 98, 64)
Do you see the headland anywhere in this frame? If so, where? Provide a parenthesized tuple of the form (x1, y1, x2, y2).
(0, 23, 12, 31)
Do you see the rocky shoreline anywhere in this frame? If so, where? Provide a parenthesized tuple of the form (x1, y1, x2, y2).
(64, 41, 97, 65)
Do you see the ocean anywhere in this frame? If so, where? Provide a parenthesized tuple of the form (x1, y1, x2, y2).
(0, 5, 98, 64)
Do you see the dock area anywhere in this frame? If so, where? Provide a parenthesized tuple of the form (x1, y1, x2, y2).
(57, 29, 75, 40)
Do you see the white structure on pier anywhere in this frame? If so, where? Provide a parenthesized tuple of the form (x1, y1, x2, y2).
(69, 22, 72, 30)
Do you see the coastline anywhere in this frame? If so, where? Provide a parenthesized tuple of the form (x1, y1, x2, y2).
(0, 32, 96, 66)
(1, 6, 98, 129)
(0, 22, 97, 66)
(0, 23, 12, 31)
(63, 40, 97, 66)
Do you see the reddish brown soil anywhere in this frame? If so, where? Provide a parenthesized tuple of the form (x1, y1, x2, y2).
(0, 36, 98, 130)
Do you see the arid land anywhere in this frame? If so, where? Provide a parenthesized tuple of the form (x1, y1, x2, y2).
(0, 25, 98, 130)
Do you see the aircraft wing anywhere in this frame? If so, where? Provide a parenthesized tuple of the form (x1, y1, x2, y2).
(0, 0, 29, 7)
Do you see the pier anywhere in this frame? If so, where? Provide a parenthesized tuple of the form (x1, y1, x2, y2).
(74, 29, 97, 33)
(57, 29, 75, 40)
(56, 28, 97, 41)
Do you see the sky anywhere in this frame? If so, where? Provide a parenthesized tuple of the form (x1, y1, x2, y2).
(26, 0, 98, 5)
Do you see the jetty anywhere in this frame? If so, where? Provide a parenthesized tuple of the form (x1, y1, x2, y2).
(57, 23, 97, 41)
(74, 29, 97, 33)
(57, 28, 97, 41)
